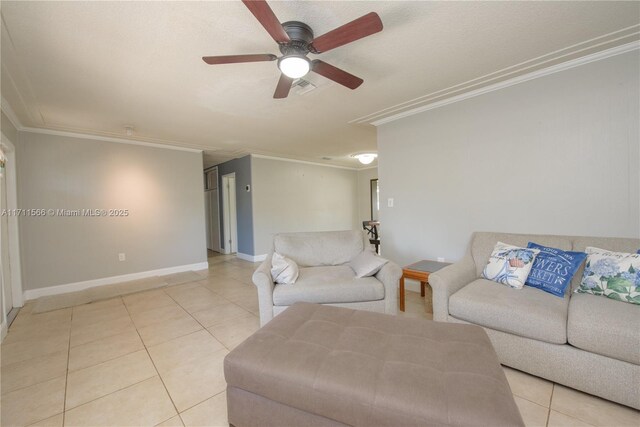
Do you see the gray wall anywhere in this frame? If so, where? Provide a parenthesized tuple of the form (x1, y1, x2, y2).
(357, 168, 378, 221)
(216, 155, 253, 255)
(1, 111, 18, 142)
(251, 157, 359, 255)
(17, 132, 207, 290)
(378, 51, 640, 267)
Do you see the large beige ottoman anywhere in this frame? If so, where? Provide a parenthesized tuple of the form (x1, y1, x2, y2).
(224, 302, 524, 427)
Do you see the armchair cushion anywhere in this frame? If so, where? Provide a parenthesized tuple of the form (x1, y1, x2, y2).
(272, 265, 385, 306)
(274, 231, 363, 267)
(449, 278, 569, 344)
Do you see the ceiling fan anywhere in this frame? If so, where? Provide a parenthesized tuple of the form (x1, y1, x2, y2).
(202, 0, 383, 99)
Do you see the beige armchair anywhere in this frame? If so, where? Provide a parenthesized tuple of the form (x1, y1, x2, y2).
(252, 230, 400, 326)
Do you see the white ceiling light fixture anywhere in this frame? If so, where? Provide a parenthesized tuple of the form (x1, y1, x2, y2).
(278, 55, 310, 79)
(351, 153, 378, 165)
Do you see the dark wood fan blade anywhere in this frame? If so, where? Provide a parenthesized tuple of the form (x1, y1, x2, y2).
(311, 60, 363, 89)
(310, 12, 382, 53)
(274, 73, 293, 98)
(242, 0, 290, 43)
(202, 54, 277, 65)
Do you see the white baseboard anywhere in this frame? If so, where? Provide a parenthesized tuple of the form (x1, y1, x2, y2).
(236, 253, 267, 263)
(23, 261, 209, 301)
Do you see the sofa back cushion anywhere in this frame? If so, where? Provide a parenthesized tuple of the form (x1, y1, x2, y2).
(274, 230, 364, 267)
(570, 236, 640, 291)
(470, 232, 572, 277)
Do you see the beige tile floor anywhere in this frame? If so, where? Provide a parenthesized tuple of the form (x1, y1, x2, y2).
(1, 255, 638, 427)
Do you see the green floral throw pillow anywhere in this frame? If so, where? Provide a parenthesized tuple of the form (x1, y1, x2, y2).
(577, 247, 640, 305)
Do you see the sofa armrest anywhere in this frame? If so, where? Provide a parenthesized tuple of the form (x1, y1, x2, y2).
(375, 261, 401, 315)
(252, 253, 275, 326)
(428, 254, 477, 322)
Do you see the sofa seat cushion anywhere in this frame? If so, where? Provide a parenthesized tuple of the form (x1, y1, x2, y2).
(449, 279, 569, 344)
(568, 292, 640, 365)
(272, 265, 385, 306)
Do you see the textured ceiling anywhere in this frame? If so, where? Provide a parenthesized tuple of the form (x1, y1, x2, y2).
(1, 1, 639, 168)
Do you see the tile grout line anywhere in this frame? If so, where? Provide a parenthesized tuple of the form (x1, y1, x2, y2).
(68, 308, 137, 349)
(549, 407, 599, 426)
(62, 374, 159, 416)
(547, 383, 618, 427)
(66, 333, 144, 373)
(510, 389, 552, 410)
(161, 261, 256, 329)
(160, 286, 231, 352)
(61, 301, 77, 427)
(121, 296, 183, 421)
(545, 383, 555, 427)
(178, 389, 227, 420)
(194, 288, 256, 323)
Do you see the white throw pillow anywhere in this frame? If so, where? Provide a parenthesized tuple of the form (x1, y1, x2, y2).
(482, 242, 540, 289)
(271, 252, 299, 284)
(349, 250, 388, 278)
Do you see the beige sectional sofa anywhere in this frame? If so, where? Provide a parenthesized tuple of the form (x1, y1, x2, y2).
(429, 232, 640, 409)
(252, 230, 400, 326)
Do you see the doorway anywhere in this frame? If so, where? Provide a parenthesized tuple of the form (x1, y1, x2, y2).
(204, 167, 221, 253)
(221, 173, 238, 255)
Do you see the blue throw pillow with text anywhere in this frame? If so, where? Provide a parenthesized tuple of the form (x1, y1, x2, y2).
(525, 242, 587, 297)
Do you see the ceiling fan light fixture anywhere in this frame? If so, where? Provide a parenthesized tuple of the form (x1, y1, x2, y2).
(278, 55, 310, 78)
(351, 153, 378, 165)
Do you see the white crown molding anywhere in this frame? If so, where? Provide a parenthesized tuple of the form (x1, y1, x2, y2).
(23, 261, 209, 301)
(250, 153, 360, 171)
(368, 41, 640, 126)
(353, 25, 640, 125)
(2, 95, 207, 154)
(21, 126, 205, 153)
(357, 165, 378, 171)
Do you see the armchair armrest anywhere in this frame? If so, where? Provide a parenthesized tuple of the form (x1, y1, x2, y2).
(252, 252, 275, 326)
(428, 254, 477, 322)
(375, 261, 401, 315)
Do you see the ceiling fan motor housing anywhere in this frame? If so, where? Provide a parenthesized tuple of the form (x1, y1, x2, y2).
(279, 21, 314, 56)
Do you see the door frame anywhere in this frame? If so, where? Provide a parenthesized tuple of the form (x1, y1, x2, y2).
(0, 133, 22, 340)
(221, 172, 238, 254)
(1, 133, 22, 308)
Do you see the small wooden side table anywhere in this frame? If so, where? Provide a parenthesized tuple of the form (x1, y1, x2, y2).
(400, 260, 451, 311)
